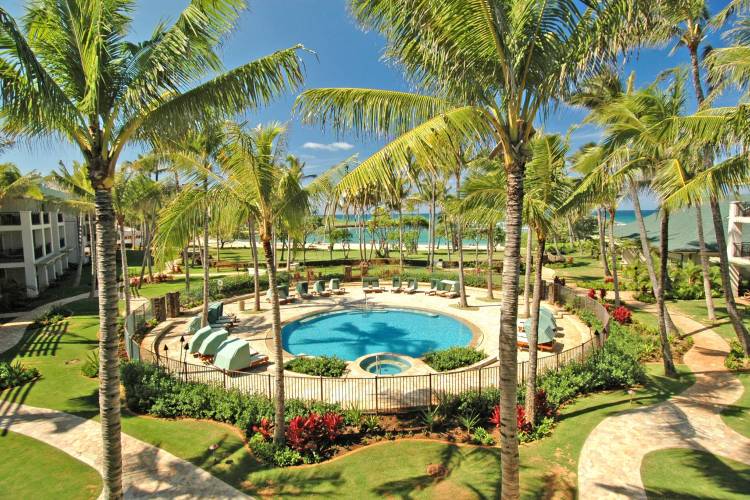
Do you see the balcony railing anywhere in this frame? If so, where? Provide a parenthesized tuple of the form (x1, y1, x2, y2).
(34, 246, 43, 259)
(0, 249, 24, 263)
(57, 213, 63, 222)
(45, 243, 52, 255)
(43, 213, 50, 224)
(734, 242, 750, 258)
(0, 213, 21, 226)
(59, 238, 65, 248)
(738, 203, 750, 218)
(31, 213, 41, 225)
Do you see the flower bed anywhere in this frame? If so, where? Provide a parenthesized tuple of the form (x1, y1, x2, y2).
(0, 361, 40, 390)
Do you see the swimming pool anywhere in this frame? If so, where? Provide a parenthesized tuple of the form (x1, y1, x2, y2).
(282, 308, 474, 361)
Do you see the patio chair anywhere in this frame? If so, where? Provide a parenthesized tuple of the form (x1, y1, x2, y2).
(362, 277, 384, 293)
(197, 328, 229, 358)
(213, 338, 269, 371)
(313, 280, 331, 297)
(404, 278, 418, 294)
(425, 278, 440, 296)
(516, 318, 556, 352)
(438, 280, 459, 298)
(390, 276, 403, 293)
(188, 325, 215, 354)
(296, 281, 313, 300)
(329, 278, 346, 295)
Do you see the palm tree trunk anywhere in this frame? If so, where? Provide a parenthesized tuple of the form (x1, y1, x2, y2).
(694, 206, 717, 320)
(429, 183, 436, 271)
(119, 220, 131, 316)
(525, 234, 545, 425)
(137, 224, 149, 288)
(455, 171, 468, 307)
(597, 208, 611, 277)
(566, 216, 576, 245)
(262, 237, 286, 446)
(443, 215, 452, 264)
(74, 214, 84, 287)
(657, 209, 677, 377)
(629, 182, 678, 332)
(608, 208, 621, 307)
(487, 225, 494, 299)
(249, 217, 261, 312)
(146, 223, 153, 283)
(522, 229, 533, 318)
(183, 246, 190, 292)
(709, 197, 750, 354)
(398, 206, 404, 273)
(201, 201, 210, 328)
(93, 187, 123, 498)
(88, 215, 98, 299)
(499, 160, 523, 499)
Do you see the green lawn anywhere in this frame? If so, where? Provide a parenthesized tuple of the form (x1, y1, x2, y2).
(642, 448, 750, 499)
(723, 371, 750, 440)
(0, 430, 101, 499)
(2, 296, 699, 498)
(668, 298, 750, 344)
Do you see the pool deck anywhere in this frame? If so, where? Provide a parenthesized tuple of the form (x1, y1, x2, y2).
(153, 283, 590, 377)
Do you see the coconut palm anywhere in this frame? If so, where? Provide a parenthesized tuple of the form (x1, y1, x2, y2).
(0, 1, 307, 494)
(295, 2, 658, 492)
(0, 162, 41, 203)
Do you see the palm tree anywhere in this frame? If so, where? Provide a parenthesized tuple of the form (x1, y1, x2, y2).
(0, 1, 307, 495)
(0, 162, 41, 203)
(295, 2, 657, 493)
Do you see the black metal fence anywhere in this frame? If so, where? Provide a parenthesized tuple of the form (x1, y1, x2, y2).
(124, 284, 608, 413)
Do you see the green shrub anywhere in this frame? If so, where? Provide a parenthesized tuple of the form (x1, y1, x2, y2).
(248, 433, 277, 464)
(274, 447, 304, 466)
(80, 350, 99, 378)
(424, 347, 486, 371)
(285, 356, 347, 377)
(179, 272, 289, 307)
(0, 361, 40, 390)
(33, 306, 72, 327)
(436, 387, 501, 421)
(470, 427, 496, 446)
(519, 416, 555, 443)
(725, 340, 749, 370)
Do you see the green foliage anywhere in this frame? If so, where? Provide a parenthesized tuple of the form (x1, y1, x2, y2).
(424, 347, 486, 371)
(284, 356, 347, 377)
(419, 405, 442, 432)
(180, 272, 289, 307)
(0, 361, 40, 390)
(519, 416, 555, 443)
(359, 414, 381, 434)
(120, 361, 339, 437)
(470, 427, 496, 446)
(80, 350, 99, 378)
(435, 388, 502, 421)
(33, 306, 72, 327)
(274, 447, 304, 467)
(458, 412, 480, 432)
(725, 340, 750, 370)
(343, 405, 363, 427)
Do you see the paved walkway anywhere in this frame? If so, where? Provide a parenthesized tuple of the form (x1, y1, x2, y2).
(0, 293, 90, 356)
(578, 307, 750, 498)
(0, 402, 248, 499)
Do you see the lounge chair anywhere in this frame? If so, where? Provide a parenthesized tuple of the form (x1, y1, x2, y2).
(197, 328, 229, 358)
(186, 315, 202, 335)
(425, 278, 440, 296)
(313, 280, 331, 297)
(362, 277, 384, 293)
(266, 285, 296, 304)
(404, 278, 418, 294)
(438, 280, 459, 298)
(390, 276, 403, 293)
(213, 338, 269, 371)
(207, 302, 234, 327)
(296, 282, 313, 300)
(188, 325, 215, 354)
(329, 278, 346, 295)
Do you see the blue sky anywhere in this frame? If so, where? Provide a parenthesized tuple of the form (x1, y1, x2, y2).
(1, 0, 739, 209)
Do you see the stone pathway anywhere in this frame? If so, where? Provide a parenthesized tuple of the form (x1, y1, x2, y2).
(0, 402, 248, 499)
(0, 293, 90, 356)
(577, 307, 750, 498)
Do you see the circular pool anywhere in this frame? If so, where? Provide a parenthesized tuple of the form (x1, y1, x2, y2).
(282, 308, 473, 361)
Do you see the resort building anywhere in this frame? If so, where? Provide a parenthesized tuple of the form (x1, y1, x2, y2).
(0, 187, 85, 299)
(726, 200, 750, 297)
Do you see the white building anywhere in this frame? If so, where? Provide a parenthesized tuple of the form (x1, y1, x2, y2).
(0, 188, 85, 299)
(727, 201, 750, 297)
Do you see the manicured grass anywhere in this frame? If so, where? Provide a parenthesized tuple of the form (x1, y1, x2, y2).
(0, 430, 101, 499)
(642, 448, 750, 499)
(723, 371, 750, 439)
(668, 298, 750, 344)
(544, 255, 608, 288)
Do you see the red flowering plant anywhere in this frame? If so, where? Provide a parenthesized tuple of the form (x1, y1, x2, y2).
(587, 288, 597, 300)
(252, 417, 273, 440)
(489, 404, 532, 434)
(599, 288, 607, 300)
(611, 306, 632, 324)
(286, 411, 344, 457)
(604, 276, 614, 284)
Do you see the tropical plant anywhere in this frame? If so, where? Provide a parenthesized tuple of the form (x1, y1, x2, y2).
(295, 1, 658, 493)
(0, 1, 307, 494)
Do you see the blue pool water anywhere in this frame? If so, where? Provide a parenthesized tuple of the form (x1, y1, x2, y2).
(282, 308, 473, 361)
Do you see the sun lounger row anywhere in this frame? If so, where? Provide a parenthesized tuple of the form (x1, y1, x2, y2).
(516, 308, 558, 352)
(424, 279, 460, 298)
(186, 315, 269, 370)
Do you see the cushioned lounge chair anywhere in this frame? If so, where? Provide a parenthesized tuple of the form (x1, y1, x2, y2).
(313, 280, 331, 297)
(404, 278, 418, 294)
(296, 282, 313, 299)
(438, 280, 459, 298)
(266, 284, 297, 304)
(390, 276, 403, 293)
(425, 278, 440, 296)
(213, 338, 269, 371)
(197, 328, 229, 358)
(362, 277, 384, 293)
(516, 316, 556, 352)
(188, 325, 216, 354)
(329, 278, 346, 295)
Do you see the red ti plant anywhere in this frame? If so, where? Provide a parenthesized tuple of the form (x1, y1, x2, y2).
(587, 288, 597, 300)
(252, 417, 273, 440)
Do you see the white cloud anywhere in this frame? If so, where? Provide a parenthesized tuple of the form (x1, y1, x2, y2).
(302, 141, 355, 152)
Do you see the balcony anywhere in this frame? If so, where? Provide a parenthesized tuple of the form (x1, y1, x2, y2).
(0, 213, 21, 226)
(45, 242, 52, 255)
(43, 213, 50, 224)
(34, 246, 43, 259)
(31, 213, 41, 225)
(57, 213, 63, 223)
(734, 242, 750, 258)
(59, 238, 65, 248)
(0, 249, 24, 263)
